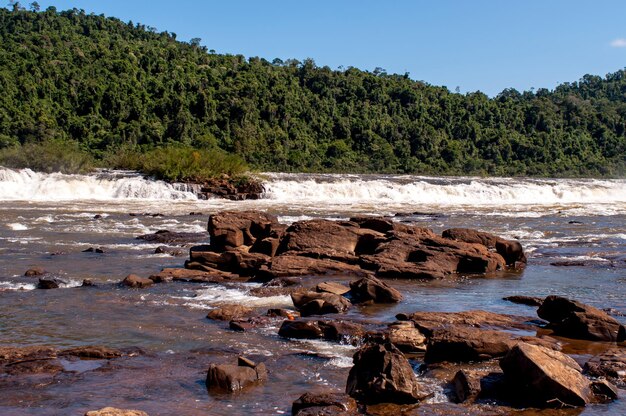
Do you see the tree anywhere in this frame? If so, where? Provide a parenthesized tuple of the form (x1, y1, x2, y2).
(29, 1, 38, 11)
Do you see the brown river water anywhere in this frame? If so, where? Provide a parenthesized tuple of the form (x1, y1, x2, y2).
(0, 168, 624, 415)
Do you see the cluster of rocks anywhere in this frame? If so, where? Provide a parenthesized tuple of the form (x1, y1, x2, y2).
(180, 210, 526, 283)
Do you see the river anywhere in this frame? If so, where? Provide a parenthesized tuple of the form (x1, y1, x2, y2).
(0, 167, 624, 415)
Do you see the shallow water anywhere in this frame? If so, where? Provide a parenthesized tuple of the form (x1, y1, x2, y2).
(0, 168, 624, 415)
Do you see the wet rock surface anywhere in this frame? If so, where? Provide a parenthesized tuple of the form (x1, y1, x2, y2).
(206, 356, 267, 392)
(538, 295, 626, 342)
(346, 342, 423, 404)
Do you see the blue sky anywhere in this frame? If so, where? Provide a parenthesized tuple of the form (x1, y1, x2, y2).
(21, 0, 626, 96)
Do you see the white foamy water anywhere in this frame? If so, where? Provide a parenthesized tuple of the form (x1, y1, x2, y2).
(0, 167, 197, 201)
(7, 223, 28, 230)
(176, 284, 292, 309)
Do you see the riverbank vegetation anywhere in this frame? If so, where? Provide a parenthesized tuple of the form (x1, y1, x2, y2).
(0, 6, 624, 177)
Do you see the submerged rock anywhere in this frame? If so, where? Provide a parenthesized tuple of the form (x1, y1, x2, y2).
(537, 295, 626, 342)
(84, 408, 148, 416)
(206, 356, 267, 392)
(24, 267, 47, 277)
(503, 295, 544, 307)
(346, 342, 423, 404)
(121, 274, 153, 289)
(136, 230, 208, 245)
(292, 392, 358, 415)
(206, 305, 254, 321)
(37, 277, 65, 289)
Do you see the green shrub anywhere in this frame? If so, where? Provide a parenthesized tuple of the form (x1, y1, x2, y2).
(124, 145, 248, 182)
(0, 140, 95, 174)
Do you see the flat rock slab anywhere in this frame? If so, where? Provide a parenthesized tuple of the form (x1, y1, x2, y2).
(500, 342, 593, 408)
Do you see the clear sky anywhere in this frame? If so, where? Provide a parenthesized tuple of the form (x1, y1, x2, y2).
(21, 0, 626, 96)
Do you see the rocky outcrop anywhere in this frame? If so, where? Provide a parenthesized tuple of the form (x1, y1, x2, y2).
(385, 321, 427, 353)
(442, 228, 527, 267)
(537, 296, 626, 342)
(183, 211, 525, 283)
(206, 356, 267, 392)
(192, 175, 264, 200)
(85, 408, 148, 416)
(292, 392, 358, 416)
(346, 342, 423, 404)
(149, 267, 236, 283)
(500, 342, 593, 407)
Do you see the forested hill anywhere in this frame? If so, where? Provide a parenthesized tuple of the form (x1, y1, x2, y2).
(1, 7, 625, 176)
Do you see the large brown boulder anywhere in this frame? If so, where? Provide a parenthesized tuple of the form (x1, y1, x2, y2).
(348, 276, 402, 303)
(537, 296, 626, 342)
(207, 210, 278, 250)
(206, 357, 267, 392)
(292, 392, 358, 416)
(291, 291, 352, 316)
(442, 228, 527, 267)
(346, 342, 423, 404)
(499, 343, 593, 407)
(278, 319, 365, 343)
(276, 219, 363, 257)
(425, 326, 515, 363)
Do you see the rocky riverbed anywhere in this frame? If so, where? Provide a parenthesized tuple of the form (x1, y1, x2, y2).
(2, 210, 624, 415)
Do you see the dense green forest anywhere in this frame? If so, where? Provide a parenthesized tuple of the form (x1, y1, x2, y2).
(0, 5, 625, 177)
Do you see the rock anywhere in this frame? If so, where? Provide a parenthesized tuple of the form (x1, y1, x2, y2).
(121, 274, 153, 288)
(266, 308, 299, 319)
(265, 276, 301, 287)
(292, 392, 358, 415)
(583, 350, 626, 387)
(316, 281, 351, 295)
(278, 320, 364, 343)
(386, 321, 427, 353)
(24, 267, 46, 277)
(207, 210, 278, 250)
(346, 342, 423, 404)
(0, 346, 62, 375)
(503, 295, 544, 307)
(537, 296, 626, 342)
(206, 305, 254, 321)
(275, 219, 364, 257)
(82, 247, 105, 253)
(442, 228, 527, 268)
(278, 320, 325, 339)
(397, 310, 532, 336)
(150, 267, 236, 283)
(60, 346, 122, 359)
(291, 291, 352, 316)
(228, 317, 272, 332)
(81, 279, 96, 287)
(425, 326, 515, 363)
(590, 379, 619, 402)
(451, 370, 481, 403)
(263, 255, 367, 279)
(84, 407, 149, 416)
(250, 236, 282, 257)
(206, 357, 267, 392)
(93, 214, 103, 219)
(499, 342, 593, 407)
(442, 228, 498, 247)
(136, 230, 208, 245)
(154, 246, 184, 256)
(348, 276, 402, 303)
(37, 277, 64, 289)
(220, 249, 271, 276)
(551, 261, 587, 267)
